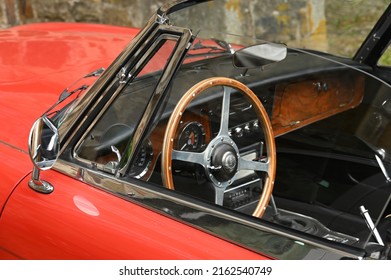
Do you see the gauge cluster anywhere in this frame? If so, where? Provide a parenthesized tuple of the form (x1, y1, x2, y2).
(177, 121, 206, 152)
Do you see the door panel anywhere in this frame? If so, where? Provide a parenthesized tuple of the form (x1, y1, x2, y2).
(0, 169, 267, 259)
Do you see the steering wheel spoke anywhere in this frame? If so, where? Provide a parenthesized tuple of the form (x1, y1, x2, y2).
(218, 86, 232, 136)
(238, 157, 269, 173)
(214, 188, 225, 206)
(172, 150, 205, 166)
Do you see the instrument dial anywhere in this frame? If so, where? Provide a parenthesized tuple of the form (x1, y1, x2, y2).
(129, 139, 153, 179)
(177, 122, 206, 152)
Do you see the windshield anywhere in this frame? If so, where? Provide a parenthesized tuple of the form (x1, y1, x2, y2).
(169, 0, 389, 58)
(167, 1, 391, 252)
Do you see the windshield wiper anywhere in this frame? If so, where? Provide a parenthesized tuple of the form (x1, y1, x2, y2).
(187, 38, 233, 57)
(361, 152, 391, 254)
(375, 153, 391, 183)
(57, 67, 105, 103)
(44, 67, 105, 116)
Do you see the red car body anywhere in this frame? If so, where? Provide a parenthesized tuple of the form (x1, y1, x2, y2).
(0, 22, 267, 260)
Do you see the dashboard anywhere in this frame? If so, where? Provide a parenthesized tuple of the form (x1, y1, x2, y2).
(127, 70, 365, 184)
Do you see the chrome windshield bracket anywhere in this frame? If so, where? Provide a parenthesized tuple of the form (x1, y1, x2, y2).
(375, 154, 391, 183)
(156, 13, 168, 25)
(360, 205, 384, 246)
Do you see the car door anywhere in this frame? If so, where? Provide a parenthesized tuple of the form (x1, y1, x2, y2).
(0, 167, 266, 259)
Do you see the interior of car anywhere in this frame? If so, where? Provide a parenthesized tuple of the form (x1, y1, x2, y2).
(71, 34, 391, 252)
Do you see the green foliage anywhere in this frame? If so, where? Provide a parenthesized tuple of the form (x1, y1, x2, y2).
(379, 48, 391, 66)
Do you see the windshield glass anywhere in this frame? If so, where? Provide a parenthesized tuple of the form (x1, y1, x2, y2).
(165, 1, 391, 252)
(170, 0, 389, 58)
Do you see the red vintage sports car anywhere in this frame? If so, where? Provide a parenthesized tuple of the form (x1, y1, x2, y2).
(1, 0, 391, 260)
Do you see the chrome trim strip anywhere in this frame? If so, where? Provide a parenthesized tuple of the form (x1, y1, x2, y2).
(54, 159, 363, 260)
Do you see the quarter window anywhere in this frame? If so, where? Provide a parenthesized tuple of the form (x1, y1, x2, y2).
(75, 38, 177, 174)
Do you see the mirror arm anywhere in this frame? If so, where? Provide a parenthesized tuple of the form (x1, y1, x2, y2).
(28, 165, 54, 194)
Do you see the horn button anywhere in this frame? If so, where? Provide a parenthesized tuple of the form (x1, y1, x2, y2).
(210, 143, 238, 181)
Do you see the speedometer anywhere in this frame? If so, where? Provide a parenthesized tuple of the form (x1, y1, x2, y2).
(177, 121, 206, 152)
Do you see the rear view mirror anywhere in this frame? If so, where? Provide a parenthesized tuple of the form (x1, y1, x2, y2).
(233, 43, 287, 68)
(28, 115, 60, 171)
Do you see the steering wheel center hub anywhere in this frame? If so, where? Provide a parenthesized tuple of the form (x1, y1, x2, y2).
(222, 151, 237, 172)
(210, 143, 238, 181)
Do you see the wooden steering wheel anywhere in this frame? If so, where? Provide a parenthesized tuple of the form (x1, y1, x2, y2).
(161, 77, 276, 218)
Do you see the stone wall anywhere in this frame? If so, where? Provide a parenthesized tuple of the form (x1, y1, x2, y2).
(0, 0, 327, 50)
(171, 0, 327, 51)
(0, 0, 167, 28)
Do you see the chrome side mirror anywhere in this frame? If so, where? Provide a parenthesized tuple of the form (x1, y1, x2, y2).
(28, 116, 60, 194)
(233, 43, 287, 68)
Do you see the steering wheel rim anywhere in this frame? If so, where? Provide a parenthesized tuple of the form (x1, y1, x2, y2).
(161, 77, 276, 218)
